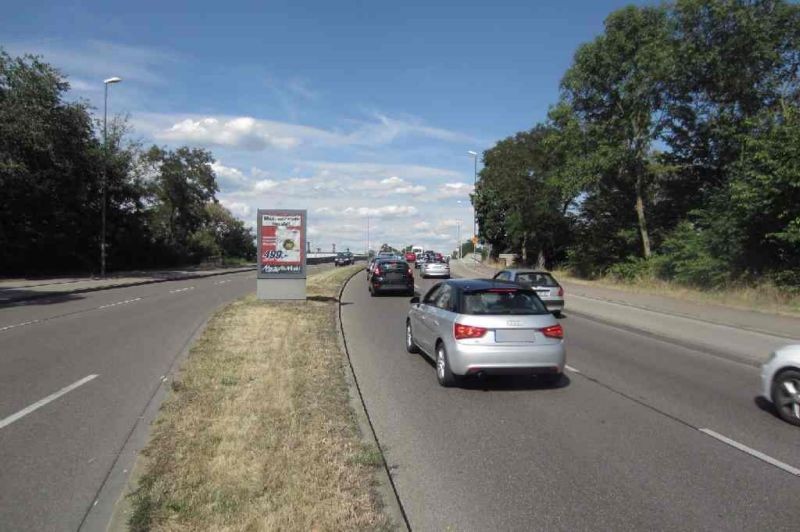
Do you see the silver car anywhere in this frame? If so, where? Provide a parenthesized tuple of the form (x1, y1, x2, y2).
(493, 270, 564, 316)
(761, 345, 800, 427)
(406, 279, 566, 387)
(420, 260, 450, 279)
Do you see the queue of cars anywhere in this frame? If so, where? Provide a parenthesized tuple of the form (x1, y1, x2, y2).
(363, 252, 567, 388)
(361, 256, 800, 431)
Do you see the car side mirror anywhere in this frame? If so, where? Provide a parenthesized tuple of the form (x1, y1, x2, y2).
(409, 296, 420, 304)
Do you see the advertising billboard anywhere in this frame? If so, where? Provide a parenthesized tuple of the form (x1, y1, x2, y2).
(257, 209, 307, 279)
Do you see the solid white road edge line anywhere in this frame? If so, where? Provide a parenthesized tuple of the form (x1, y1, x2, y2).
(0, 374, 99, 430)
(698, 428, 800, 477)
(565, 364, 580, 373)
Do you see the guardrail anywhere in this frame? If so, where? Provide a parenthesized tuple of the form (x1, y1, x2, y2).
(306, 254, 367, 265)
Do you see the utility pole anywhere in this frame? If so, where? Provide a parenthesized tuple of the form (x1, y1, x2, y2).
(101, 76, 122, 277)
(366, 216, 370, 257)
(456, 220, 461, 260)
(468, 150, 478, 251)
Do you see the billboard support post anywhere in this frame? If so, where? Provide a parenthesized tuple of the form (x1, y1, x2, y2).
(256, 209, 307, 300)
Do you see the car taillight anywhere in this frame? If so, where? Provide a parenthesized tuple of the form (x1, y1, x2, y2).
(557, 286, 564, 297)
(374, 266, 381, 276)
(407, 267, 413, 276)
(541, 324, 564, 339)
(454, 323, 488, 340)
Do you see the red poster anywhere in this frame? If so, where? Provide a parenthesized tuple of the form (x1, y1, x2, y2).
(259, 211, 305, 274)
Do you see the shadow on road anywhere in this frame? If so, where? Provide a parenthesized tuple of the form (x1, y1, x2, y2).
(0, 290, 85, 308)
(460, 373, 572, 392)
(414, 353, 571, 392)
(754, 395, 779, 420)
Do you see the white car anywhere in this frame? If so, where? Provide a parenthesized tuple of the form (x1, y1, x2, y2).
(761, 344, 800, 427)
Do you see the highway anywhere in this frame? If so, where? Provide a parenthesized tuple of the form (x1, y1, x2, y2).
(0, 269, 269, 531)
(341, 268, 799, 531)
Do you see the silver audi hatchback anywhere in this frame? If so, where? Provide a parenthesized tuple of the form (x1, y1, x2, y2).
(406, 279, 566, 387)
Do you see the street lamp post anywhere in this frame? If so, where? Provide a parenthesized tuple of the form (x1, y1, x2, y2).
(456, 220, 462, 260)
(101, 76, 122, 277)
(467, 150, 478, 253)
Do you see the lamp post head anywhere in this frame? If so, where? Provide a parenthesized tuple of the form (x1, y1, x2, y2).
(103, 77, 123, 85)
(467, 150, 478, 157)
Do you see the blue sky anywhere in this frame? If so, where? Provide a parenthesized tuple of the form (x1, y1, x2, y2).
(3, 0, 648, 252)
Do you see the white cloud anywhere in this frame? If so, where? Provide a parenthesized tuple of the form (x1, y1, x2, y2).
(436, 182, 474, 198)
(6, 39, 177, 87)
(159, 117, 300, 151)
(211, 161, 250, 190)
(316, 205, 418, 218)
(254, 179, 280, 192)
(135, 112, 473, 152)
(356, 176, 427, 196)
(219, 199, 251, 218)
(345, 112, 477, 145)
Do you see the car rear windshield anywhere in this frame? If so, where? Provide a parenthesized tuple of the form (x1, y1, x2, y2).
(515, 272, 559, 287)
(461, 288, 548, 315)
(379, 260, 408, 271)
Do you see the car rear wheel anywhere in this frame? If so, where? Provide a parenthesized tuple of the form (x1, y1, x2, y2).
(405, 321, 420, 354)
(771, 369, 800, 427)
(436, 343, 457, 387)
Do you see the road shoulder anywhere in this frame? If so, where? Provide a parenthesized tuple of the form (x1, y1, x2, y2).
(451, 259, 800, 364)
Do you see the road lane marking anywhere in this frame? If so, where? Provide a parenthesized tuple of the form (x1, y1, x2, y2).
(565, 364, 580, 373)
(97, 297, 142, 310)
(0, 374, 98, 429)
(214, 279, 232, 285)
(698, 428, 800, 477)
(169, 286, 195, 294)
(0, 319, 41, 332)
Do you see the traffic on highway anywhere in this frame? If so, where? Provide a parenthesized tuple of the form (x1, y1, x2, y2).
(341, 257, 800, 530)
(3, 0, 800, 530)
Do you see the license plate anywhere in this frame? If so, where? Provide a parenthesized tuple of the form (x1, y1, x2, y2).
(536, 290, 550, 296)
(495, 329, 536, 343)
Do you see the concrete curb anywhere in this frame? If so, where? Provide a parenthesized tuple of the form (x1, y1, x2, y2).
(336, 268, 411, 531)
(0, 267, 256, 307)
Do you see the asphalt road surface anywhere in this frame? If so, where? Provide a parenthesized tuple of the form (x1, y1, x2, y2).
(0, 266, 326, 531)
(341, 269, 799, 531)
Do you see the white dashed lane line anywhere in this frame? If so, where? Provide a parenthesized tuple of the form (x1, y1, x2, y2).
(698, 428, 800, 477)
(169, 287, 195, 294)
(565, 364, 581, 374)
(97, 297, 142, 310)
(214, 279, 232, 285)
(0, 374, 99, 429)
(0, 320, 41, 332)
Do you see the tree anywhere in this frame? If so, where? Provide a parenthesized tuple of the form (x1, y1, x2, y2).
(0, 50, 103, 273)
(562, 5, 673, 258)
(203, 202, 256, 261)
(145, 146, 219, 258)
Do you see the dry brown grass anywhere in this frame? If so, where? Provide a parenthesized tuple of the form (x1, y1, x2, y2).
(552, 269, 800, 317)
(128, 265, 391, 531)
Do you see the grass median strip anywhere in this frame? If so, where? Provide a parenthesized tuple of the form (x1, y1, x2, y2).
(128, 265, 390, 531)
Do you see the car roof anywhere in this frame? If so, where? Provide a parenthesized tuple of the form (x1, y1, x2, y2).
(440, 278, 525, 291)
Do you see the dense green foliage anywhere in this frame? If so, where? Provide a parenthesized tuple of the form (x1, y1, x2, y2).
(0, 50, 255, 275)
(473, 0, 800, 289)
